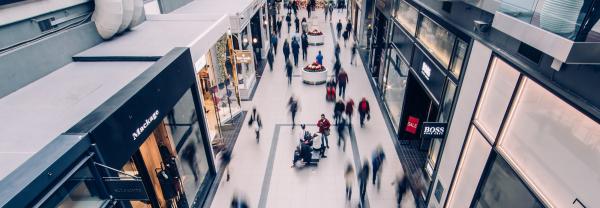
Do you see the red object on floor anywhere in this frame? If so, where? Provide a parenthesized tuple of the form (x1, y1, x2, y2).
(405, 116, 419, 135)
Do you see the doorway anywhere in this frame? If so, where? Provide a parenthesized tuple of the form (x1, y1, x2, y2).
(128, 121, 188, 208)
(398, 73, 439, 148)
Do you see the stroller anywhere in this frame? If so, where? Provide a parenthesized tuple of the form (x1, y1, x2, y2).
(325, 79, 336, 102)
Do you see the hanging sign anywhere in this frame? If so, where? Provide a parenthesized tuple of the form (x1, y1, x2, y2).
(421, 122, 448, 139)
(405, 116, 419, 134)
(104, 178, 149, 200)
(235, 50, 253, 64)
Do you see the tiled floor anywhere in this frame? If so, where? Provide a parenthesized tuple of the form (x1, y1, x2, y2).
(208, 7, 416, 208)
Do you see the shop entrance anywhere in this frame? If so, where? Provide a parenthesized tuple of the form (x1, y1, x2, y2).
(122, 121, 188, 208)
(399, 73, 439, 149)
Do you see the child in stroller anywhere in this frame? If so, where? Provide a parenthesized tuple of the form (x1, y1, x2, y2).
(292, 124, 325, 167)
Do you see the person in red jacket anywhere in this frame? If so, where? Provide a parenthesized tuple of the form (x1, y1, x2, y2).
(345, 99, 355, 125)
(358, 98, 370, 128)
(317, 114, 331, 149)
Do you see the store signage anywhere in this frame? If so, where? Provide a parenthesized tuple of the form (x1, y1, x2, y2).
(132, 110, 159, 141)
(235, 50, 253, 64)
(421, 62, 432, 80)
(421, 122, 447, 139)
(104, 178, 149, 200)
(405, 116, 419, 134)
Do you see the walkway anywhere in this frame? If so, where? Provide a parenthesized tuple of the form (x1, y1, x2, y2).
(209, 7, 416, 208)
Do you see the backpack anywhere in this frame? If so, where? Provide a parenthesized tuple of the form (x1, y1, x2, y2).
(303, 130, 312, 141)
(360, 101, 367, 111)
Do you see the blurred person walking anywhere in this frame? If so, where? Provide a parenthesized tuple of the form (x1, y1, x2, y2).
(350, 43, 358, 65)
(334, 99, 345, 124)
(271, 35, 278, 54)
(286, 60, 293, 85)
(345, 98, 354, 125)
(344, 163, 354, 201)
(283, 39, 290, 62)
(288, 96, 299, 128)
(371, 146, 386, 190)
(337, 69, 348, 98)
(337, 116, 347, 151)
(267, 48, 274, 71)
(292, 38, 300, 66)
(358, 98, 370, 128)
(249, 108, 262, 143)
(359, 159, 370, 207)
(336, 20, 343, 39)
(301, 32, 308, 60)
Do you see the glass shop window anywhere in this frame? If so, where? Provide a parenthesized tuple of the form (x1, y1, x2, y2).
(38, 165, 105, 207)
(417, 16, 456, 68)
(395, 0, 419, 36)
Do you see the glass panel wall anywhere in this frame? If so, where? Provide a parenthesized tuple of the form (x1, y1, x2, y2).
(164, 89, 211, 204)
(498, 78, 600, 207)
(472, 154, 545, 208)
(474, 58, 520, 141)
(384, 54, 410, 129)
(391, 24, 414, 61)
(439, 80, 457, 123)
(395, 0, 419, 35)
(449, 39, 467, 78)
(39, 165, 105, 207)
(417, 16, 456, 68)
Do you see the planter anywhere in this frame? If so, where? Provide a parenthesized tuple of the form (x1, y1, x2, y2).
(308, 34, 324, 45)
(302, 67, 328, 85)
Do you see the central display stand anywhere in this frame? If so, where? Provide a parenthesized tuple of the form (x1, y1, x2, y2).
(302, 66, 328, 85)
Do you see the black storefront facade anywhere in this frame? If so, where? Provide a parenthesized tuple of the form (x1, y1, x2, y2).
(374, 0, 470, 203)
(1, 48, 216, 208)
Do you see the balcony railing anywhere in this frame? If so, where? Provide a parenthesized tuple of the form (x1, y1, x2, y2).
(498, 0, 600, 42)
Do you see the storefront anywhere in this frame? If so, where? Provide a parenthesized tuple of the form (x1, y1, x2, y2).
(194, 37, 243, 143)
(378, 0, 470, 202)
(1, 49, 217, 208)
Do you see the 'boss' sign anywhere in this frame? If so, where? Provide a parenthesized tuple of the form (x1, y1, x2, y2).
(421, 122, 448, 139)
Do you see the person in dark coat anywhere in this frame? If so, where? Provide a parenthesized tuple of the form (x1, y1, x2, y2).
(288, 96, 299, 128)
(346, 20, 353, 35)
(286, 13, 292, 33)
(371, 146, 386, 189)
(270, 35, 278, 54)
(359, 160, 371, 206)
(282, 39, 290, 62)
(286, 60, 293, 85)
(336, 20, 343, 39)
(294, 16, 300, 33)
(334, 43, 341, 61)
(358, 98, 370, 128)
(220, 149, 232, 181)
(337, 69, 349, 98)
(342, 30, 349, 47)
(334, 99, 345, 124)
(267, 48, 274, 71)
(396, 175, 410, 207)
(301, 33, 308, 60)
(337, 117, 347, 151)
(333, 59, 341, 79)
(291, 39, 300, 66)
(277, 18, 283, 37)
(351, 43, 358, 65)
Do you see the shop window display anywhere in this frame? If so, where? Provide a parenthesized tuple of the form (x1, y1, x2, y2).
(417, 16, 456, 68)
(384, 56, 410, 129)
(395, 0, 419, 36)
(165, 89, 210, 204)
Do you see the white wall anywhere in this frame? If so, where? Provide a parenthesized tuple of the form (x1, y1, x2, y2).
(445, 127, 492, 207)
(430, 40, 492, 207)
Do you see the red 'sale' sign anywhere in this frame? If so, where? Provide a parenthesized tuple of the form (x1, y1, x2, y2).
(405, 116, 419, 134)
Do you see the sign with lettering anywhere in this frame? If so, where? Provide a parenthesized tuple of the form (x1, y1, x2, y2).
(421, 62, 432, 80)
(421, 122, 447, 139)
(235, 50, 253, 64)
(104, 178, 149, 200)
(405, 116, 419, 134)
(132, 110, 159, 141)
